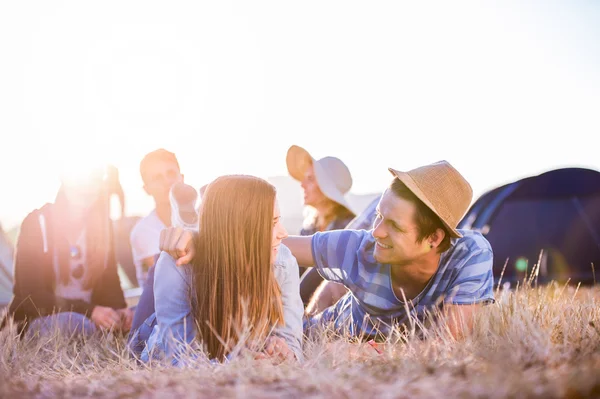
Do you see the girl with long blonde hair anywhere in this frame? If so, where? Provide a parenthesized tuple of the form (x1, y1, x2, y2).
(138, 175, 303, 364)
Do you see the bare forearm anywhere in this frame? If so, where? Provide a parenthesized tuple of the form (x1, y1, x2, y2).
(443, 304, 480, 340)
(282, 236, 314, 267)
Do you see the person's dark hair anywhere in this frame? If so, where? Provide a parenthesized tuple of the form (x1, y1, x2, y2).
(390, 178, 451, 253)
(139, 149, 180, 184)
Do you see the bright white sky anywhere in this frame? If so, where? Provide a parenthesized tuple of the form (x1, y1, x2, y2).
(0, 1, 599, 229)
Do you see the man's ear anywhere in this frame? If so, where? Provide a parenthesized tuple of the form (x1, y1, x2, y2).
(429, 228, 446, 249)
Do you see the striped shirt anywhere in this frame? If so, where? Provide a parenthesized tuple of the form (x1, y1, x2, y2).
(306, 229, 494, 338)
(345, 195, 380, 231)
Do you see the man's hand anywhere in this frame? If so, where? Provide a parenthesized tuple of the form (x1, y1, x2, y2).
(159, 227, 196, 266)
(117, 308, 134, 332)
(90, 306, 121, 330)
(255, 336, 295, 363)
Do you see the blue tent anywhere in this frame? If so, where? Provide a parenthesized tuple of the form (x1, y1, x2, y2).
(458, 167, 600, 286)
(0, 225, 14, 306)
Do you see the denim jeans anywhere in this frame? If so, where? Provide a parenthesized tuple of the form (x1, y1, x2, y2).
(27, 312, 97, 338)
(128, 264, 157, 357)
(130, 264, 156, 334)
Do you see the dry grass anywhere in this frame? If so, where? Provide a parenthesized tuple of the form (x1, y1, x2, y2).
(1, 283, 600, 398)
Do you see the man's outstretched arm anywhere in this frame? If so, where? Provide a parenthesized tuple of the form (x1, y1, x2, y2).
(159, 227, 315, 267)
(282, 236, 314, 267)
(442, 303, 483, 340)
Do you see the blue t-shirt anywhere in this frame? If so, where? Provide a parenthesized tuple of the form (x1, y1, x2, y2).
(307, 229, 495, 337)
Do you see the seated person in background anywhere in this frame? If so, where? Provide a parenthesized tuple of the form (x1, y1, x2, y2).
(1, 166, 132, 337)
(130, 149, 184, 289)
(131, 176, 303, 364)
(286, 145, 356, 305)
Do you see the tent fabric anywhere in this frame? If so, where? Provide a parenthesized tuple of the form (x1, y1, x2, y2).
(0, 225, 14, 305)
(458, 167, 600, 286)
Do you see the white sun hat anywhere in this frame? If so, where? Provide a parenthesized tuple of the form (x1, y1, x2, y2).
(286, 145, 356, 215)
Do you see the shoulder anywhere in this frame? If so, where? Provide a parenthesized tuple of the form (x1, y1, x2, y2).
(12, 205, 54, 258)
(19, 204, 52, 234)
(155, 251, 187, 275)
(442, 230, 493, 272)
(450, 229, 492, 256)
(154, 252, 192, 286)
(275, 243, 293, 260)
(20, 209, 41, 228)
(274, 244, 298, 270)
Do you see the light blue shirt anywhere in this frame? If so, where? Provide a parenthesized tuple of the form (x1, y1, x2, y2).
(142, 244, 304, 364)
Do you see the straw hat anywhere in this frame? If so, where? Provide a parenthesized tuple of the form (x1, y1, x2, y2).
(286, 145, 356, 214)
(388, 161, 473, 238)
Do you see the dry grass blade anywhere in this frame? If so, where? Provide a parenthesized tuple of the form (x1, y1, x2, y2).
(1, 284, 600, 398)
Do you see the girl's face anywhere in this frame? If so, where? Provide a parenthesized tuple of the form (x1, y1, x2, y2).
(271, 198, 288, 264)
(300, 165, 328, 207)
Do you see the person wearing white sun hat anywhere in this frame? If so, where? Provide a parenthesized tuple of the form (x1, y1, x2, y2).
(286, 145, 357, 305)
(286, 145, 357, 234)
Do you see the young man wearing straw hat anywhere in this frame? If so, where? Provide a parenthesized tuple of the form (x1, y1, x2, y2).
(159, 161, 494, 339)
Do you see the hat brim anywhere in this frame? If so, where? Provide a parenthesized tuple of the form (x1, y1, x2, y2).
(286, 145, 356, 215)
(286, 145, 313, 182)
(312, 160, 356, 215)
(388, 168, 462, 238)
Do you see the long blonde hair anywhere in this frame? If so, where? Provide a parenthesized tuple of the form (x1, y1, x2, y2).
(192, 175, 284, 360)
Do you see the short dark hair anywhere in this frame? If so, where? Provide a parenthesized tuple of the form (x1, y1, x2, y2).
(389, 178, 451, 253)
(139, 149, 180, 184)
